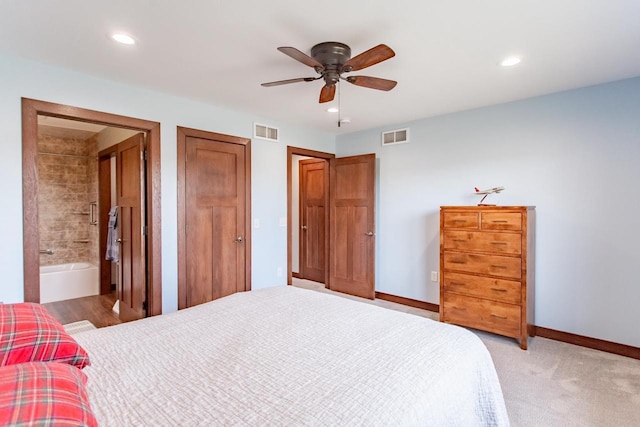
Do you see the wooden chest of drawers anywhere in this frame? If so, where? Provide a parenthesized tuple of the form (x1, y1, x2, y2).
(440, 206, 535, 349)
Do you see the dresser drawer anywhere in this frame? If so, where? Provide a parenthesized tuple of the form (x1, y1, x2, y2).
(442, 212, 479, 229)
(443, 293, 521, 338)
(443, 230, 521, 255)
(481, 212, 522, 231)
(442, 272, 522, 304)
(443, 252, 521, 279)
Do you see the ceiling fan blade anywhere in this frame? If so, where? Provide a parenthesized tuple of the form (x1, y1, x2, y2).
(343, 44, 395, 72)
(277, 47, 324, 70)
(345, 76, 397, 91)
(319, 85, 336, 103)
(261, 77, 318, 87)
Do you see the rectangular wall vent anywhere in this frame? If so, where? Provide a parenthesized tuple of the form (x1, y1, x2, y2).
(254, 123, 279, 142)
(381, 128, 409, 146)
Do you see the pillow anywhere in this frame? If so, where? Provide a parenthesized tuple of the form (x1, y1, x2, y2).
(0, 362, 98, 426)
(0, 303, 90, 369)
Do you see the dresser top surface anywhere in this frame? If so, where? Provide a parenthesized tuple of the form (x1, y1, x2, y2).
(440, 206, 535, 211)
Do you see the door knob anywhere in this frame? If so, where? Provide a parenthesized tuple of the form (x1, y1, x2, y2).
(235, 236, 244, 243)
(116, 238, 123, 243)
(301, 225, 307, 230)
(365, 231, 374, 236)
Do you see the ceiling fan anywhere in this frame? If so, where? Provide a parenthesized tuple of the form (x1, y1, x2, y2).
(261, 42, 397, 103)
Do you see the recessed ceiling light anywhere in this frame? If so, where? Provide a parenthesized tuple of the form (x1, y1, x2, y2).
(326, 107, 339, 113)
(500, 56, 521, 67)
(111, 33, 136, 45)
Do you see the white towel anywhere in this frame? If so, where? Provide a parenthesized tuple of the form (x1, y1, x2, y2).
(105, 206, 119, 262)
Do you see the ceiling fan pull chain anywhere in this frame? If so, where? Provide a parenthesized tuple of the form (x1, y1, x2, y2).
(338, 82, 342, 127)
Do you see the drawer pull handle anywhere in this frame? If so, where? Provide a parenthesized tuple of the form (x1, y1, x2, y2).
(452, 306, 467, 311)
(490, 287, 508, 293)
(450, 260, 466, 264)
(450, 281, 466, 286)
(491, 220, 509, 223)
(491, 265, 507, 269)
(491, 314, 508, 320)
(452, 239, 467, 242)
(490, 242, 507, 245)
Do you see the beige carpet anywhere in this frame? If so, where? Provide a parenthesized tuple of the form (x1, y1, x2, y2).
(292, 279, 640, 427)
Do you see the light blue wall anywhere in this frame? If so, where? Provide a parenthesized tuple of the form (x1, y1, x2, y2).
(2, 51, 638, 348)
(0, 53, 335, 311)
(336, 77, 640, 347)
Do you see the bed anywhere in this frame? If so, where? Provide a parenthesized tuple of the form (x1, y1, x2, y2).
(73, 286, 509, 426)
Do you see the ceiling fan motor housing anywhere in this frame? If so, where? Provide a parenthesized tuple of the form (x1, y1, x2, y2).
(311, 42, 352, 84)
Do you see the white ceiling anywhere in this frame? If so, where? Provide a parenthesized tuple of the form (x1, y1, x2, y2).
(1, 1, 639, 135)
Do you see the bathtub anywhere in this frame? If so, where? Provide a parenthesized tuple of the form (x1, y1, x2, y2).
(39, 262, 100, 304)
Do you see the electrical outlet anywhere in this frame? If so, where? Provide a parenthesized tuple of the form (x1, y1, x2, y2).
(430, 271, 438, 282)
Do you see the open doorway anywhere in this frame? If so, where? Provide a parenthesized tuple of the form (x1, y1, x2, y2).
(294, 157, 329, 283)
(36, 116, 142, 326)
(287, 147, 333, 287)
(21, 98, 162, 324)
(288, 146, 376, 299)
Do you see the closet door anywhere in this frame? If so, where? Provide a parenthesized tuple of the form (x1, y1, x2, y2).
(300, 158, 328, 283)
(178, 127, 251, 309)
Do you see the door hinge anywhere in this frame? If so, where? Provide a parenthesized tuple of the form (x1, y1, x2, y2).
(142, 150, 147, 161)
(142, 225, 148, 236)
(142, 301, 148, 311)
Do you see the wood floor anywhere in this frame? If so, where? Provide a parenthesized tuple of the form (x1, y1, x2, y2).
(44, 280, 434, 329)
(42, 292, 123, 328)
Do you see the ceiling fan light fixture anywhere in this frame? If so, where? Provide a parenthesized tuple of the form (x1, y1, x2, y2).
(111, 33, 136, 45)
(500, 56, 521, 67)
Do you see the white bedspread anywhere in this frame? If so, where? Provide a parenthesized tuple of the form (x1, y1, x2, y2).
(75, 286, 509, 426)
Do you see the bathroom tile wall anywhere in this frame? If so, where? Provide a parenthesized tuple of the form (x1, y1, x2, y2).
(86, 135, 99, 265)
(38, 126, 99, 267)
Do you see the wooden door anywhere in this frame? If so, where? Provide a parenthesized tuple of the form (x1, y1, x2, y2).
(98, 151, 114, 296)
(178, 128, 251, 309)
(116, 133, 147, 321)
(329, 154, 376, 299)
(300, 159, 328, 283)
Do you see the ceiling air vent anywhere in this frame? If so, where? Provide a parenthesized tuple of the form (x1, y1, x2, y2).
(254, 123, 279, 142)
(381, 128, 409, 146)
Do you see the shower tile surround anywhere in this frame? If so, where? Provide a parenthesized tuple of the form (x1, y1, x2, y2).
(38, 126, 99, 267)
